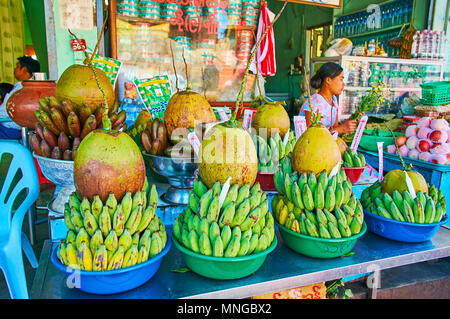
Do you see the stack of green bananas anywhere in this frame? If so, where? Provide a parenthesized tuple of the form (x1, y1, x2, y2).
(342, 149, 366, 168)
(273, 158, 364, 238)
(251, 131, 296, 173)
(172, 179, 275, 257)
(56, 179, 167, 271)
(361, 181, 447, 224)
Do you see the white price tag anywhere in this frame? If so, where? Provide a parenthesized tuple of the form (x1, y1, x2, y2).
(294, 116, 307, 140)
(218, 177, 232, 209)
(187, 132, 201, 157)
(242, 109, 254, 130)
(404, 171, 417, 199)
(283, 128, 290, 146)
(350, 115, 368, 151)
(331, 131, 338, 141)
(377, 141, 384, 182)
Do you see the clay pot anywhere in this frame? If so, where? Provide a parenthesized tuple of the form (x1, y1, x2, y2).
(6, 80, 56, 128)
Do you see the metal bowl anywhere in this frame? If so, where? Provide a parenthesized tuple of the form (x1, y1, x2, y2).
(143, 152, 198, 205)
(33, 153, 75, 214)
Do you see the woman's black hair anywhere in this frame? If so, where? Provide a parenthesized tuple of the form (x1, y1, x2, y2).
(310, 62, 343, 89)
(0, 82, 14, 104)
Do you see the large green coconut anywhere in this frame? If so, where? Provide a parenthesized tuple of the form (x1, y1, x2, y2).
(291, 122, 342, 176)
(252, 102, 290, 138)
(198, 123, 258, 188)
(73, 129, 146, 202)
(55, 64, 115, 113)
(380, 169, 428, 196)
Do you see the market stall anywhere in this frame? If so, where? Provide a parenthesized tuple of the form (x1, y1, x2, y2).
(1, 0, 450, 301)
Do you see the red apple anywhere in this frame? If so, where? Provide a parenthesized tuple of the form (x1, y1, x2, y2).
(429, 130, 448, 143)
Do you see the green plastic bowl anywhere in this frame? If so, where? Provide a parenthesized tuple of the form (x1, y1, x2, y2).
(359, 130, 404, 152)
(276, 221, 367, 259)
(172, 234, 277, 280)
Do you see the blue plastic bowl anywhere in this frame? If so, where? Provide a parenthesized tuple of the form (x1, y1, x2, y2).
(51, 237, 171, 295)
(363, 210, 448, 243)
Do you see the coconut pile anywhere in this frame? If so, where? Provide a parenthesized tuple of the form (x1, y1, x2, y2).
(387, 117, 450, 165)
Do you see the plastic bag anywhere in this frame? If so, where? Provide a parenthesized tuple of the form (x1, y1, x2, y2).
(324, 38, 353, 57)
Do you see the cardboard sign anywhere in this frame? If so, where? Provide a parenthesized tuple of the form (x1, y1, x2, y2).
(350, 115, 368, 151)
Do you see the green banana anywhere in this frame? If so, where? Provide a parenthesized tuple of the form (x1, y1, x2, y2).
(249, 192, 262, 210)
(342, 180, 352, 205)
(402, 201, 415, 223)
(291, 182, 304, 210)
(434, 203, 445, 223)
(188, 192, 200, 213)
(305, 210, 318, 228)
(192, 214, 201, 235)
(318, 222, 331, 239)
(64, 205, 75, 231)
(327, 175, 337, 193)
(104, 230, 119, 252)
(223, 183, 239, 208)
(236, 185, 250, 206)
(334, 207, 347, 225)
(65, 230, 77, 247)
(181, 228, 190, 249)
(247, 233, 259, 255)
(298, 172, 308, 190)
(193, 179, 208, 198)
(118, 229, 133, 252)
(148, 184, 158, 207)
(305, 218, 319, 237)
(199, 233, 213, 256)
(413, 198, 425, 223)
(209, 221, 221, 245)
(337, 217, 352, 237)
(377, 206, 392, 219)
(328, 221, 342, 239)
(75, 227, 90, 250)
(99, 206, 112, 237)
(334, 184, 344, 208)
(198, 189, 213, 218)
(206, 194, 220, 223)
(316, 208, 328, 226)
(122, 244, 138, 268)
(211, 181, 221, 197)
(349, 217, 362, 235)
(105, 192, 118, 219)
(424, 198, 436, 223)
(70, 207, 84, 232)
(137, 243, 149, 264)
(302, 184, 315, 211)
(220, 225, 232, 251)
(224, 234, 241, 258)
(278, 204, 288, 226)
(254, 233, 268, 254)
(299, 213, 308, 235)
(68, 193, 81, 212)
(323, 209, 338, 228)
(231, 198, 250, 227)
(314, 183, 325, 210)
(219, 201, 236, 228)
(317, 170, 328, 191)
(209, 234, 222, 257)
(80, 197, 91, 218)
(403, 191, 415, 208)
(273, 169, 285, 195)
(342, 205, 355, 226)
(392, 190, 404, 214)
(284, 212, 296, 230)
(346, 195, 357, 212)
(107, 246, 124, 270)
(92, 244, 108, 271)
(121, 191, 133, 222)
(290, 219, 301, 233)
(307, 172, 317, 193)
(239, 207, 261, 232)
(150, 231, 164, 257)
(324, 186, 336, 212)
(76, 242, 93, 271)
(237, 237, 250, 256)
(375, 197, 386, 210)
(284, 173, 293, 202)
(125, 205, 142, 235)
(199, 217, 210, 237)
(139, 229, 151, 251)
(137, 204, 156, 233)
(389, 201, 405, 222)
(416, 192, 426, 210)
(65, 243, 79, 268)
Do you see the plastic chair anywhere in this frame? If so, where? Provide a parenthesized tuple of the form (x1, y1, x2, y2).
(0, 141, 39, 299)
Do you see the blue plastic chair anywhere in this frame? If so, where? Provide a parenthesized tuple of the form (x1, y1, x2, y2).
(0, 141, 39, 299)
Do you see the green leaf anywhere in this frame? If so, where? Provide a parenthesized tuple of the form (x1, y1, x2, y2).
(170, 267, 191, 273)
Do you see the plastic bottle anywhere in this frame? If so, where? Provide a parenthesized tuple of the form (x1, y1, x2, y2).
(439, 31, 448, 60)
(418, 29, 427, 59)
(431, 31, 439, 60)
(411, 30, 420, 58)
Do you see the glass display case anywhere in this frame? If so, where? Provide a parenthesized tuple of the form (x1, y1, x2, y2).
(108, 0, 261, 103)
(310, 56, 445, 119)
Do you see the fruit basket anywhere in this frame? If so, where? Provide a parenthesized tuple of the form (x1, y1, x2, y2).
(51, 237, 171, 295)
(172, 234, 276, 280)
(275, 221, 366, 259)
(363, 210, 448, 243)
(420, 81, 450, 106)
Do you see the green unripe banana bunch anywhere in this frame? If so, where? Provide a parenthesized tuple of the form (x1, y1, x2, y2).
(342, 149, 366, 168)
(360, 182, 446, 224)
(57, 177, 168, 271)
(251, 130, 296, 174)
(173, 178, 275, 257)
(272, 167, 364, 239)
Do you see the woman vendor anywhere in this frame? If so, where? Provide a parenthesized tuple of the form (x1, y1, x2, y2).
(300, 62, 357, 136)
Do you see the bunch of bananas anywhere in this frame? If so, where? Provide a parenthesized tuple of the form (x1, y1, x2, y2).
(361, 182, 446, 224)
(56, 180, 167, 271)
(172, 179, 275, 257)
(140, 118, 169, 156)
(31, 96, 126, 160)
(342, 149, 366, 168)
(273, 159, 364, 238)
(251, 131, 296, 173)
